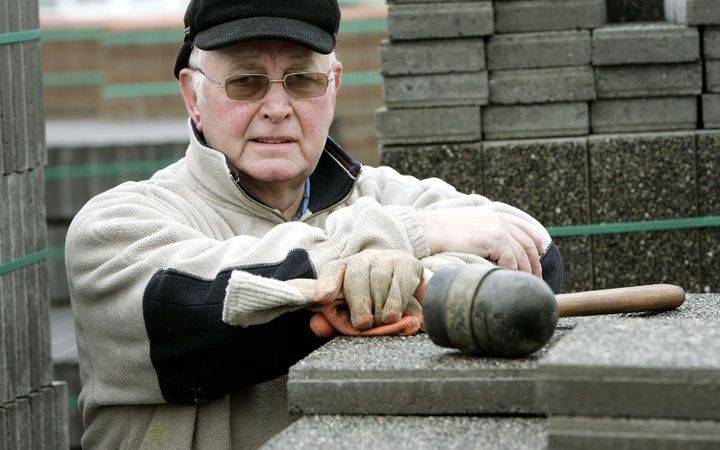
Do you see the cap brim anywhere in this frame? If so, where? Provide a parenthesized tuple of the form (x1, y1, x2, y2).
(195, 16, 335, 55)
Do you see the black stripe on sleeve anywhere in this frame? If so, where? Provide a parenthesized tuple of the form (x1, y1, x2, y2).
(540, 241, 564, 294)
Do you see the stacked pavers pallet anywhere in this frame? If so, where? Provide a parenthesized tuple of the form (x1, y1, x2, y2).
(263, 294, 719, 448)
(1, 0, 69, 448)
(378, 0, 720, 293)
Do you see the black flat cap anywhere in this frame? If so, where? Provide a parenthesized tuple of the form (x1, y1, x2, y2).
(174, 0, 341, 78)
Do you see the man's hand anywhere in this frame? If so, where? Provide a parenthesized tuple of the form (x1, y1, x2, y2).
(315, 249, 424, 330)
(417, 206, 545, 276)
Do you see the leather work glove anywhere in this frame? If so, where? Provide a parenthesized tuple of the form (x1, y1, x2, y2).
(314, 249, 425, 330)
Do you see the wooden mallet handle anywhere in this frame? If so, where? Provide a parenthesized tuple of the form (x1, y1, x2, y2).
(555, 284, 685, 317)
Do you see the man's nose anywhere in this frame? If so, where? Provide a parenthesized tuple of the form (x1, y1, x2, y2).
(260, 80, 292, 122)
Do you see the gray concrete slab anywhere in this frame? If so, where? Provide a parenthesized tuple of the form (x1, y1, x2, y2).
(32, 168, 52, 385)
(16, 397, 31, 449)
(705, 60, 720, 93)
(3, 402, 17, 450)
(0, 407, 5, 450)
(376, 106, 481, 145)
(262, 415, 547, 450)
(52, 381, 69, 450)
(41, 386, 57, 449)
(548, 416, 720, 450)
(588, 131, 701, 290)
(592, 23, 700, 65)
(10, 173, 30, 397)
(387, 2, 493, 41)
(288, 333, 568, 415)
(552, 237, 594, 293)
(666, 0, 720, 25)
(3, 177, 18, 400)
(0, 176, 6, 404)
(29, 391, 45, 450)
(482, 102, 589, 140)
(696, 132, 720, 292)
(383, 72, 489, 109)
(1, 44, 16, 175)
(595, 63, 702, 98)
(380, 142, 484, 195)
(704, 27, 720, 59)
(489, 66, 595, 105)
(26, 40, 44, 170)
(702, 93, 720, 128)
(590, 97, 697, 133)
(11, 43, 29, 173)
(538, 318, 720, 420)
(24, 170, 43, 390)
(380, 38, 485, 76)
(487, 30, 591, 70)
(495, 0, 606, 33)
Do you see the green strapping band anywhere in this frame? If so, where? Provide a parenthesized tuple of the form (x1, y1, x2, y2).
(0, 249, 48, 276)
(547, 216, 720, 237)
(103, 81, 179, 98)
(43, 71, 104, 87)
(44, 159, 177, 180)
(0, 28, 41, 45)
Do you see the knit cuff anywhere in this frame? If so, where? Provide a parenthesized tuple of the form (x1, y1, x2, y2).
(386, 205, 431, 259)
(223, 270, 315, 327)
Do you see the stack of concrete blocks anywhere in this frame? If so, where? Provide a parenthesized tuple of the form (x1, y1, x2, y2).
(1, 0, 69, 448)
(262, 293, 720, 448)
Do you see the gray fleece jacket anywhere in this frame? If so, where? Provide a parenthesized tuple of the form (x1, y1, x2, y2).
(65, 121, 562, 449)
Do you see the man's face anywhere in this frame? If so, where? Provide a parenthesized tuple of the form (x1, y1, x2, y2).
(180, 40, 341, 189)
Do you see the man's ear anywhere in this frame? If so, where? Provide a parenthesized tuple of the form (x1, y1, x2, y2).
(179, 68, 203, 131)
(332, 61, 343, 94)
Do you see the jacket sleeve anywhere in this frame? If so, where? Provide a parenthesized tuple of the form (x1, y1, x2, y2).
(65, 181, 435, 407)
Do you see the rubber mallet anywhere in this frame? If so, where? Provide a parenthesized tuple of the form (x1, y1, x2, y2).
(423, 264, 685, 358)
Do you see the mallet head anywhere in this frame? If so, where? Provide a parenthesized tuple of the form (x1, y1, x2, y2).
(424, 265, 558, 358)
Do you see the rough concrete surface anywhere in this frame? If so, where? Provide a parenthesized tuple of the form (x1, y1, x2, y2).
(489, 66, 595, 105)
(383, 72, 489, 108)
(483, 103, 589, 140)
(494, 0, 606, 33)
(595, 63, 702, 98)
(387, 2, 494, 41)
(590, 97, 697, 133)
(486, 30, 591, 70)
(380, 38, 486, 76)
(665, 0, 720, 25)
(375, 106, 481, 145)
(592, 23, 700, 65)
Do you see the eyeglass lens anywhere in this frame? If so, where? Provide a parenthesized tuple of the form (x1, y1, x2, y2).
(225, 73, 329, 100)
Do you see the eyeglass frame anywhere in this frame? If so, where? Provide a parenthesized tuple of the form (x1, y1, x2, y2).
(190, 66, 335, 100)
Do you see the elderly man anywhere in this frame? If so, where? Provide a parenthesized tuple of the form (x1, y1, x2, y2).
(65, 0, 563, 448)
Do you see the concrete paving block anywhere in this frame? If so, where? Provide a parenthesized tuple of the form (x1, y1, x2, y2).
(3, 177, 18, 400)
(548, 416, 720, 450)
(380, 142, 483, 194)
(24, 172, 42, 390)
(52, 381, 69, 450)
(538, 319, 720, 420)
(376, 106, 481, 145)
(29, 391, 45, 450)
(0, 176, 6, 404)
(607, 0, 664, 23)
(489, 66, 595, 105)
(1, 44, 15, 175)
(11, 43, 29, 173)
(380, 38, 485, 76)
(487, 30, 591, 70)
(26, 40, 44, 170)
(590, 97, 697, 133)
(666, 0, 720, 25)
(41, 386, 57, 449)
(592, 23, 700, 65)
(288, 333, 567, 415)
(553, 236, 593, 292)
(696, 131, 720, 292)
(705, 60, 720, 93)
(588, 131, 701, 289)
(3, 403, 17, 450)
(495, 0, 606, 33)
(0, 407, 5, 450)
(383, 72, 488, 108)
(262, 415, 547, 450)
(483, 102, 589, 140)
(16, 397, 30, 449)
(595, 63, 702, 98)
(9, 174, 30, 397)
(702, 94, 720, 128)
(387, 2, 494, 41)
(704, 27, 720, 59)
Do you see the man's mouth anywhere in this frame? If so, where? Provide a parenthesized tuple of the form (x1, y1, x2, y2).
(252, 138, 295, 144)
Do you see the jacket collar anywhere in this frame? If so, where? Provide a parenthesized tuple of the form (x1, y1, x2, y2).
(185, 119, 361, 213)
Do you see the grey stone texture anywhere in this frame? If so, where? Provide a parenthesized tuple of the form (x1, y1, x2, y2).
(53, 381, 70, 450)
(482, 103, 589, 140)
(592, 23, 700, 66)
(379, 38, 485, 76)
(489, 66, 596, 105)
(702, 94, 720, 128)
(486, 30, 591, 70)
(548, 416, 720, 450)
(16, 397, 30, 450)
(4, 402, 17, 450)
(387, 2, 494, 41)
(262, 415, 547, 450)
(537, 318, 720, 420)
(704, 27, 720, 59)
(383, 72, 489, 108)
(375, 106, 482, 145)
(665, 0, 720, 25)
(287, 333, 567, 415)
(606, 0, 664, 23)
(696, 132, 720, 292)
(380, 142, 483, 195)
(588, 132, 701, 290)
(494, 0, 606, 33)
(0, 175, 7, 403)
(481, 137, 592, 292)
(590, 97, 698, 133)
(705, 60, 720, 93)
(595, 63, 702, 98)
